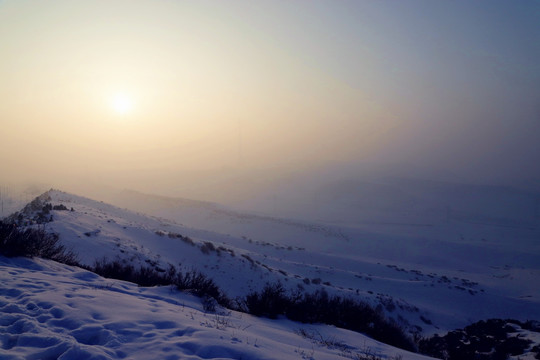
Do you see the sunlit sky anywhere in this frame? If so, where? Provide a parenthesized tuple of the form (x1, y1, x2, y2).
(1, 0, 539, 192)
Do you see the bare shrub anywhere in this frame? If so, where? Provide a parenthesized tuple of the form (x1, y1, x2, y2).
(241, 283, 415, 352)
(90, 258, 229, 309)
(0, 222, 78, 265)
(200, 241, 216, 254)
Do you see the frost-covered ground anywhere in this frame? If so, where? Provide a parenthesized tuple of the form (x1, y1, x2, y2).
(24, 189, 539, 335)
(2, 187, 539, 358)
(0, 255, 432, 360)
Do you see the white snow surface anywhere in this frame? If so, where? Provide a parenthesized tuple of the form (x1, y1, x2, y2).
(0, 255, 432, 360)
(2, 187, 539, 358)
(31, 189, 539, 335)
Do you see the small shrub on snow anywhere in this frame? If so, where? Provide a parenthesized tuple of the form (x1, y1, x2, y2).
(175, 269, 229, 307)
(157, 231, 195, 247)
(92, 259, 175, 287)
(419, 319, 535, 360)
(90, 258, 230, 309)
(241, 254, 255, 266)
(240, 283, 415, 352)
(243, 282, 289, 319)
(200, 241, 216, 254)
(178, 235, 195, 246)
(52, 204, 68, 211)
(0, 221, 78, 265)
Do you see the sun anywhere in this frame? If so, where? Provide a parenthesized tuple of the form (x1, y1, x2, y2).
(111, 93, 134, 115)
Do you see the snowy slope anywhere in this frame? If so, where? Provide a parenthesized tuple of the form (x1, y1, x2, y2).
(105, 190, 540, 333)
(8, 189, 540, 337)
(1, 255, 433, 360)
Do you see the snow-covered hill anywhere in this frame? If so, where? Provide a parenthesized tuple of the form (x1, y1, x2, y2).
(1, 255, 431, 360)
(7, 189, 540, 337)
(100, 189, 540, 333)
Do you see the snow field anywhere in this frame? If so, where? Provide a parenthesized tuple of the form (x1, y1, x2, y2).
(0, 256, 433, 360)
(41, 190, 540, 335)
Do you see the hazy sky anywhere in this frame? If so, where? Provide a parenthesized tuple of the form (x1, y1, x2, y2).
(1, 0, 539, 192)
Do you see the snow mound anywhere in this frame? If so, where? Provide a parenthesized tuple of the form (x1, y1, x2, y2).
(0, 256, 432, 360)
(7, 189, 540, 336)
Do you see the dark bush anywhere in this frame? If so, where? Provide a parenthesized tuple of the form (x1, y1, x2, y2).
(93, 258, 175, 287)
(200, 241, 216, 254)
(496, 336, 532, 357)
(175, 269, 229, 307)
(243, 282, 289, 319)
(419, 319, 534, 360)
(521, 320, 540, 332)
(241, 254, 255, 266)
(0, 221, 78, 265)
(532, 345, 540, 359)
(90, 258, 229, 308)
(42, 203, 52, 213)
(176, 234, 195, 246)
(240, 283, 415, 352)
(93, 258, 136, 281)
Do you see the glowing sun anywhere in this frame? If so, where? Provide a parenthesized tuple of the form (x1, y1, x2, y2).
(111, 93, 134, 115)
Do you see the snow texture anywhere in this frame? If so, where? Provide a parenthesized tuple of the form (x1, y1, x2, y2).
(37, 190, 540, 334)
(1, 187, 539, 359)
(0, 256, 431, 360)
